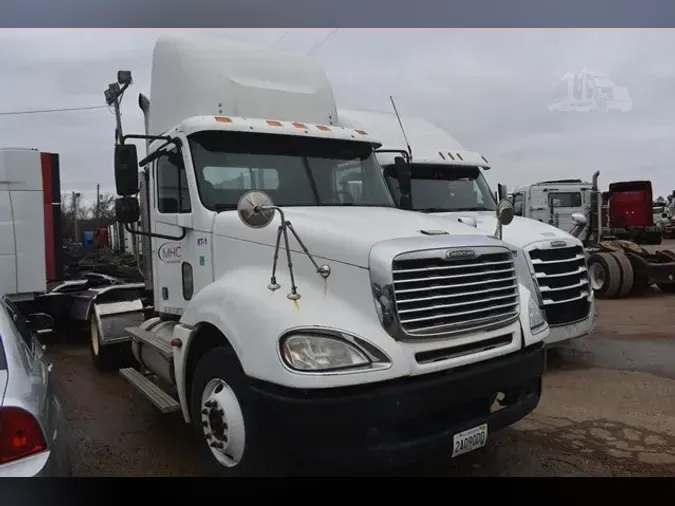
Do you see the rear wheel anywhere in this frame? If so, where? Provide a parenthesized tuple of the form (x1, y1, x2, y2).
(190, 346, 286, 477)
(609, 252, 634, 298)
(89, 315, 136, 372)
(588, 252, 621, 298)
(628, 255, 651, 292)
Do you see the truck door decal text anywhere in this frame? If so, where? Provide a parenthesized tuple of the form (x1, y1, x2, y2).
(158, 242, 182, 263)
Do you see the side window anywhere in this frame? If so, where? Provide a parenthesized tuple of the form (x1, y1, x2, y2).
(549, 192, 581, 208)
(3, 301, 34, 352)
(334, 162, 364, 203)
(513, 193, 524, 216)
(157, 150, 192, 214)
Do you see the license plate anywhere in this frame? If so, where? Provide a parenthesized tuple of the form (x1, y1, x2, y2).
(452, 423, 488, 458)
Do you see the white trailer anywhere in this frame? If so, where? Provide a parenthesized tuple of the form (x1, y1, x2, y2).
(338, 109, 595, 346)
(96, 34, 548, 475)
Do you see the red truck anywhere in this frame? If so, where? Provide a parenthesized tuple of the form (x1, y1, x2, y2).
(604, 180, 662, 245)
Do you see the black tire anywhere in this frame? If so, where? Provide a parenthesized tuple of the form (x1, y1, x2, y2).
(656, 282, 675, 293)
(588, 252, 621, 298)
(89, 314, 136, 372)
(189, 346, 286, 477)
(628, 255, 651, 292)
(610, 252, 634, 298)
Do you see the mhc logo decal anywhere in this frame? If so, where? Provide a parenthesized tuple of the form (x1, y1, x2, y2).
(158, 242, 182, 263)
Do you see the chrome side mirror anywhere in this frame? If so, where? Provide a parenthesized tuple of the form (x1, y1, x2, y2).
(236, 190, 331, 300)
(570, 212, 588, 238)
(494, 199, 514, 240)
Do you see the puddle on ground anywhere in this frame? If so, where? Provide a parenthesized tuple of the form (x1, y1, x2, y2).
(517, 416, 675, 471)
(551, 335, 675, 379)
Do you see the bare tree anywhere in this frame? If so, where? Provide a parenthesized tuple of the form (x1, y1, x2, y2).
(60, 192, 90, 240)
(87, 192, 116, 222)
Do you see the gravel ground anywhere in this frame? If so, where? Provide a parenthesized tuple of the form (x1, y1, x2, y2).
(46, 240, 675, 476)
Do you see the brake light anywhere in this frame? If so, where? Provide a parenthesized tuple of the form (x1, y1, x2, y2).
(0, 407, 47, 464)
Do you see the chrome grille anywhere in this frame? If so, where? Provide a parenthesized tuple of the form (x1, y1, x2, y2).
(392, 247, 520, 337)
(528, 244, 590, 326)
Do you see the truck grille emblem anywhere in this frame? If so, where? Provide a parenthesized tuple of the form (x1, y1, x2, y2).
(446, 249, 476, 259)
(550, 240, 567, 248)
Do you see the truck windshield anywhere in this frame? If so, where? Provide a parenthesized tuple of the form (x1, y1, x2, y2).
(383, 163, 497, 212)
(188, 131, 395, 211)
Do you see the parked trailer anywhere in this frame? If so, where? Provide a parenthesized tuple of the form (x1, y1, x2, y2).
(93, 34, 548, 476)
(0, 147, 151, 346)
(514, 172, 675, 299)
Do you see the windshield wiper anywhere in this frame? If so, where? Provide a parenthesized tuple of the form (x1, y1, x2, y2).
(417, 207, 454, 213)
(417, 206, 492, 213)
(323, 203, 393, 207)
(212, 204, 237, 212)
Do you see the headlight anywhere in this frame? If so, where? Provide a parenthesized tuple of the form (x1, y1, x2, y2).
(281, 334, 372, 372)
(528, 296, 548, 334)
(512, 248, 544, 307)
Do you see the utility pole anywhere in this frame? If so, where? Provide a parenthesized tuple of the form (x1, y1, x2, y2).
(95, 184, 100, 230)
(71, 191, 81, 243)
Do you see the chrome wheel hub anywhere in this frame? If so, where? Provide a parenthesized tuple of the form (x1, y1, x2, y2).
(200, 379, 246, 467)
(589, 262, 605, 291)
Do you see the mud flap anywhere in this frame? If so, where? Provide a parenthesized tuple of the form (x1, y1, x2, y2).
(88, 284, 150, 349)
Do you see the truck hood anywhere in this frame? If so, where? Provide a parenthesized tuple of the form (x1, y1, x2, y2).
(430, 211, 580, 248)
(215, 206, 489, 268)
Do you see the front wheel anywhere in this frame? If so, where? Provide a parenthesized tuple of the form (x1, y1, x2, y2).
(189, 347, 285, 476)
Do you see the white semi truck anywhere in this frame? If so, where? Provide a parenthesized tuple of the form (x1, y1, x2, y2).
(96, 34, 548, 475)
(338, 109, 595, 346)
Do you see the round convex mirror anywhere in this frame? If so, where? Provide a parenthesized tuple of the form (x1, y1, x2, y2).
(237, 190, 276, 229)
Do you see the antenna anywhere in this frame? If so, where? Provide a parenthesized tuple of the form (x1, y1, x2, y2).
(389, 96, 412, 160)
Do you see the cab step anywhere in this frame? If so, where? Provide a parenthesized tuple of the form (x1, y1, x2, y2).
(119, 367, 180, 413)
(125, 326, 173, 357)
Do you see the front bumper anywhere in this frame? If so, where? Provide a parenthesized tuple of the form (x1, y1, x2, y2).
(248, 342, 546, 472)
(545, 297, 595, 346)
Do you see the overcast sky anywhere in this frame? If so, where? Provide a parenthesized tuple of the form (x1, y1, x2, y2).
(1, 29, 674, 205)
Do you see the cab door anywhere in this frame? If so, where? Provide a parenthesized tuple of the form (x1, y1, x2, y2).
(151, 148, 196, 317)
(548, 191, 583, 233)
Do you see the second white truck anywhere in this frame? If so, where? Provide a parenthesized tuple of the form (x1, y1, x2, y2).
(338, 108, 594, 346)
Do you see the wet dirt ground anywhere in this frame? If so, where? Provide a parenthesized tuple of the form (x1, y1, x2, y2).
(46, 241, 675, 476)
